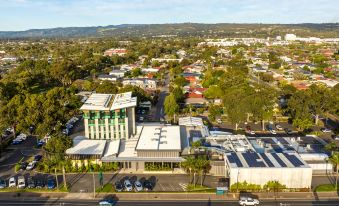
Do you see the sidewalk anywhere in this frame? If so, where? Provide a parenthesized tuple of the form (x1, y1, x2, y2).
(0, 191, 338, 201)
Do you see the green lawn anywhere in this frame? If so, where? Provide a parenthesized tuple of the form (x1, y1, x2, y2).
(315, 184, 339, 192)
(186, 184, 215, 193)
(96, 183, 114, 193)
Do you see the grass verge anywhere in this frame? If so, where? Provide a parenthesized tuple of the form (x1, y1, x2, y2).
(315, 184, 339, 192)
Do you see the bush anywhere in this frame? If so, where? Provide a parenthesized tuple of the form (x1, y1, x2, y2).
(230, 181, 261, 192)
(263, 181, 286, 191)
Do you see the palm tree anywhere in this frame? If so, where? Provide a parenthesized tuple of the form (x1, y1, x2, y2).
(329, 153, 339, 190)
(181, 156, 196, 185)
(196, 157, 210, 186)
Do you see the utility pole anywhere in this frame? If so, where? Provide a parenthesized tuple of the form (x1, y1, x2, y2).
(92, 171, 96, 198)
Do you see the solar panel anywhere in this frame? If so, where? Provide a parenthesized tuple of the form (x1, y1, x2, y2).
(242, 152, 266, 167)
(227, 153, 243, 167)
(271, 153, 287, 167)
(260, 153, 275, 167)
(276, 137, 289, 145)
(282, 153, 304, 167)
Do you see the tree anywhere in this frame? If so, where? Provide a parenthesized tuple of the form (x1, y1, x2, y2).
(196, 156, 210, 186)
(208, 105, 222, 122)
(131, 68, 142, 77)
(95, 81, 118, 94)
(119, 85, 152, 103)
(44, 134, 72, 164)
(164, 94, 179, 122)
(181, 156, 196, 185)
(307, 84, 336, 125)
(171, 87, 185, 103)
(173, 76, 188, 87)
(50, 60, 78, 86)
(329, 153, 339, 190)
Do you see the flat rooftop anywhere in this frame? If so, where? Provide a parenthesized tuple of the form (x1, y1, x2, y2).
(80, 92, 137, 111)
(179, 116, 204, 127)
(80, 93, 113, 111)
(66, 139, 120, 156)
(136, 125, 181, 151)
(111, 92, 137, 110)
(225, 152, 310, 169)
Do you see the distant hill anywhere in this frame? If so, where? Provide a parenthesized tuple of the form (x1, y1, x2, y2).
(0, 23, 338, 39)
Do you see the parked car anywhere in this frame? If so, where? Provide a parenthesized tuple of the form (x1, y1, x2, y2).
(275, 124, 283, 131)
(8, 177, 16, 187)
(26, 162, 36, 170)
(267, 125, 276, 134)
(139, 116, 144, 121)
(114, 181, 123, 192)
(321, 128, 332, 133)
(33, 155, 43, 162)
(12, 139, 22, 145)
(0, 178, 6, 189)
(284, 128, 293, 135)
(143, 180, 154, 191)
(238, 197, 260, 206)
(27, 177, 36, 189)
(134, 180, 143, 192)
(99, 199, 116, 206)
(19, 162, 28, 171)
(47, 177, 56, 189)
(217, 118, 222, 124)
(123, 179, 133, 191)
(37, 139, 45, 147)
(246, 126, 255, 135)
(35, 179, 45, 189)
(17, 176, 25, 189)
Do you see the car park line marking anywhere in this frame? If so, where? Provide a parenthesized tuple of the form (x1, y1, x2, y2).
(158, 183, 165, 191)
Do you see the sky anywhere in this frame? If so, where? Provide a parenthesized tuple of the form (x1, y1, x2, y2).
(0, 0, 338, 31)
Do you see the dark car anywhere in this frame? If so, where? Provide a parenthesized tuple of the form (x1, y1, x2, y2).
(37, 140, 45, 147)
(143, 180, 154, 191)
(0, 178, 6, 189)
(35, 179, 45, 189)
(47, 178, 56, 189)
(114, 181, 124, 192)
(33, 155, 42, 162)
(284, 128, 293, 135)
(19, 162, 28, 171)
(27, 177, 36, 189)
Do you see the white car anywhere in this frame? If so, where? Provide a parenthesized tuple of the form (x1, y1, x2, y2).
(238, 197, 260, 206)
(8, 177, 16, 187)
(134, 180, 143, 192)
(321, 128, 332, 133)
(269, 129, 277, 135)
(17, 176, 25, 189)
(124, 179, 133, 191)
(18, 133, 27, 140)
(275, 124, 283, 131)
(26, 162, 36, 170)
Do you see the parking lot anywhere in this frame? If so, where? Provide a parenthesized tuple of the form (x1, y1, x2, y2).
(67, 173, 221, 193)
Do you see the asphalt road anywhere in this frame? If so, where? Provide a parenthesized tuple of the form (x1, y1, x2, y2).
(0, 199, 339, 206)
(154, 73, 170, 121)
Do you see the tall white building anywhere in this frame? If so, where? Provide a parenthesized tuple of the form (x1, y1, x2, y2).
(80, 92, 137, 140)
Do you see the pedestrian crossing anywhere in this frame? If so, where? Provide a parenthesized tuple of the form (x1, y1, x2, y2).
(179, 183, 188, 191)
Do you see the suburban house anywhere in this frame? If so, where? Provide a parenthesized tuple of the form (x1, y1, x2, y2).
(104, 48, 127, 57)
(122, 78, 157, 90)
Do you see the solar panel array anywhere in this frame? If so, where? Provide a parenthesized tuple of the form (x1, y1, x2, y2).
(260, 153, 275, 167)
(271, 153, 287, 167)
(227, 153, 243, 167)
(242, 152, 266, 167)
(282, 153, 304, 167)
